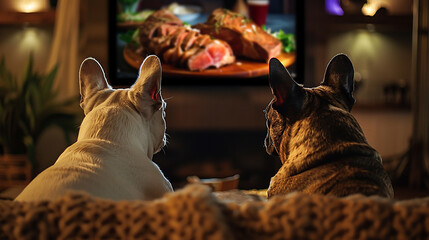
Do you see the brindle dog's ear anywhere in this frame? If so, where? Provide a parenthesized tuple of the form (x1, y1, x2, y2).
(269, 58, 305, 115)
(322, 54, 356, 110)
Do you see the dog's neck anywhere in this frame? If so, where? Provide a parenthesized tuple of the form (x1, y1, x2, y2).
(279, 110, 377, 177)
(77, 105, 156, 159)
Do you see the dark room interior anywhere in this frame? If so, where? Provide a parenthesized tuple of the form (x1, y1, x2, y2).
(0, 0, 429, 238)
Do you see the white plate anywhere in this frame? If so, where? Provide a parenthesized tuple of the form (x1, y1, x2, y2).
(163, 4, 202, 22)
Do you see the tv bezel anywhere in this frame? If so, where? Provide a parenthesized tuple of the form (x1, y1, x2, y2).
(107, 0, 305, 86)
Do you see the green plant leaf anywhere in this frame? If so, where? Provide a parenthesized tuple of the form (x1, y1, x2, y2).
(41, 64, 59, 100)
(119, 28, 140, 45)
(264, 28, 296, 53)
(0, 54, 79, 160)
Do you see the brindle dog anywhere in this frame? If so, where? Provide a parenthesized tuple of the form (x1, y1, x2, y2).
(264, 54, 393, 198)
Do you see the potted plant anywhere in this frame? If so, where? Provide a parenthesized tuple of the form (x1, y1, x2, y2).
(118, 0, 141, 14)
(0, 54, 78, 185)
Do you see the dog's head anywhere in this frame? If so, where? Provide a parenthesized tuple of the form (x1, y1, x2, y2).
(78, 55, 166, 154)
(264, 54, 356, 157)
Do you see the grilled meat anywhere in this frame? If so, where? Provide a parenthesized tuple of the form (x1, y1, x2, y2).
(194, 8, 282, 62)
(139, 10, 235, 71)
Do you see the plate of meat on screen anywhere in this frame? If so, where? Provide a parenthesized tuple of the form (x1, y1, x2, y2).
(123, 8, 296, 78)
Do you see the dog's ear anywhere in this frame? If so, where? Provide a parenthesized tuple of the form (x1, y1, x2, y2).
(130, 55, 163, 117)
(79, 58, 110, 105)
(269, 58, 305, 116)
(321, 54, 355, 110)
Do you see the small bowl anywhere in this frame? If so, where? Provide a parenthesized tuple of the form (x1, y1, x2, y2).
(187, 174, 240, 191)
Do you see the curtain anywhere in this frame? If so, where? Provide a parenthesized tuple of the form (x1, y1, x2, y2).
(46, 0, 80, 100)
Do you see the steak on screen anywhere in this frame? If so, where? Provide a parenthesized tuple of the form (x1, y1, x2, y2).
(139, 9, 235, 71)
(194, 8, 282, 62)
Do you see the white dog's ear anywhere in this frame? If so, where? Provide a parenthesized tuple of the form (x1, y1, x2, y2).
(79, 58, 110, 105)
(130, 55, 163, 117)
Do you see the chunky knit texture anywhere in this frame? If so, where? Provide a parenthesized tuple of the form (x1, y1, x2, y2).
(2, 184, 429, 240)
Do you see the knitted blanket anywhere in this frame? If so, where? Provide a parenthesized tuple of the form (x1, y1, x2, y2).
(1, 184, 429, 239)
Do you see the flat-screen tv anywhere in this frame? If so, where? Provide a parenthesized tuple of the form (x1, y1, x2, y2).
(108, 0, 304, 86)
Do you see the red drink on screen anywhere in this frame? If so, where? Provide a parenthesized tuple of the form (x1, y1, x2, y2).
(248, 0, 269, 26)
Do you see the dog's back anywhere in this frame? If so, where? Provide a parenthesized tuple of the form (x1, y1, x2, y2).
(15, 56, 172, 201)
(266, 100, 393, 197)
(265, 54, 394, 198)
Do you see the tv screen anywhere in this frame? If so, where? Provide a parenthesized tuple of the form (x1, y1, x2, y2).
(108, 0, 301, 86)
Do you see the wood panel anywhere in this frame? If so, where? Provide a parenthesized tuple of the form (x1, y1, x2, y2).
(0, 10, 56, 25)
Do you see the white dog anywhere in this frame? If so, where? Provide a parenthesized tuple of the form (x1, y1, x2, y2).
(15, 55, 173, 201)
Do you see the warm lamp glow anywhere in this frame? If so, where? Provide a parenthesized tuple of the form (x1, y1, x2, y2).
(12, 26, 51, 57)
(361, 3, 377, 16)
(361, 0, 392, 16)
(21, 27, 39, 47)
(14, 0, 49, 13)
(20, 1, 40, 13)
